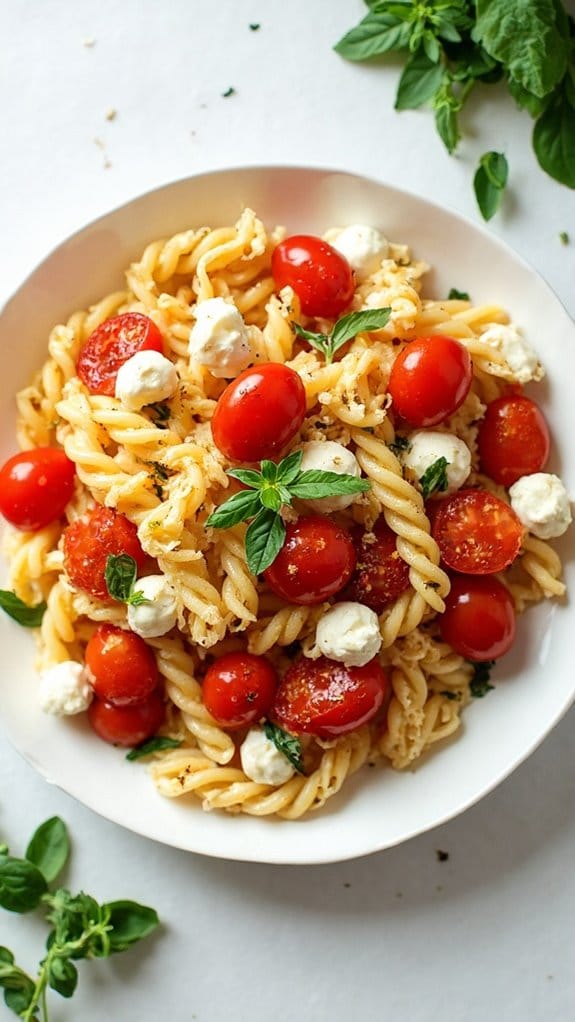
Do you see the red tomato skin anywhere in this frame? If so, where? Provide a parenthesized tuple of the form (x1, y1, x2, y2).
(76, 312, 164, 396)
(440, 574, 516, 661)
(63, 506, 146, 599)
(432, 488, 523, 574)
(264, 516, 356, 605)
(274, 655, 388, 739)
(347, 517, 411, 612)
(0, 448, 75, 531)
(88, 689, 165, 747)
(202, 652, 278, 730)
(271, 235, 355, 319)
(211, 363, 307, 463)
(85, 624, 159, 706)
(477, 395, 550, 486)
(388, 335, 473, 428)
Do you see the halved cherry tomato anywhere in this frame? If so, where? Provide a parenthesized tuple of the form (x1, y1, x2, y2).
(432, 489, 523, 574)
(85, 624, 158, 705)
(77, 312, 164, 396)
(347, 517, 411, 612)
(202, 651, 278, 730)
(264, 515, 356, 605)
(63, 506, 146, 599)
(271, 235, 354, 319)
(478, 395, 550, 486)
(88, 689, 165, 747)
(0, 448, 75, 531)
(273, 655, 388, 739)
(211, 362, 306, 463)
(388, 335, 472, 427)
(440, 574, 516, 661)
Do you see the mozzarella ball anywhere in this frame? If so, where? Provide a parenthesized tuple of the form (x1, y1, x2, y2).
(509, 473, 572, 539)
(127, 574, 179, 638)
(481, 324, 543, 384)
(325, 225, 389, 280)
(39, 661, 93, 716)
(240, 728, 296, 785)
(315, 601, 382, 667)
(401, 431, 471, 496)
(115, 350, 178, 411)
(189, 297, 252, 378)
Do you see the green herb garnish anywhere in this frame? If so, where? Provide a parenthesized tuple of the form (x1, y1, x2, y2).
(559, 231, 570, 245)
(469, 659, 496, 698)
(104, 555, 148, 607)
(263, 721, 305, 774)
(0, 591, 47, 628)
(206, 450, 370, 575)
(448, 287, 470, 301)
(222, 86, 236, 97)
(473, 151, 509, 221)
(126, 736, 183, 761)
(419, 456, 449, 499)
(0, 817, 159, 1020)
(388, 435, 411, 456)
(294, 307, 391, 364)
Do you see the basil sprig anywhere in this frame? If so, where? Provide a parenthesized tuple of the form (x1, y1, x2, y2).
(126, 736, 183, 761)
(105, 555, 148, 606)
(294, 307, 391, 364)
(0, 591, 46, 628)
(473, 151, 509, 221)
(263, 721, 305, 774)
(206, 450, 370, 575)
(419, 457, 449, 499)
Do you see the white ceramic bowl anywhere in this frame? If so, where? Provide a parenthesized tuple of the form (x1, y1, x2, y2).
(1, 166, 574, 864)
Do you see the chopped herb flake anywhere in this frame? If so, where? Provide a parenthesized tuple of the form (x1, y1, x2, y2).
(469, 659, 496, 698)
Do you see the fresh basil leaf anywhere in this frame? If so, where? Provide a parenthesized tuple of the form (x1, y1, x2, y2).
(206, 490, 262, 529)
(104, 554, 138, 603)
(48, 958, 78, 998)
(507, 76, 551, 117)
(276, 449, 303, 485)
(330, 308, 391, 353)
(533, 86, 575, 188)
(259, 487, 282, 512)
(474, 0, 568, 98)
(0, 948, 14, 966)
(0, 591, 46, 628)
(263, 721, 305, 774)
(25, 817, 70, 885)
(422, 30, 441, 63)
(559, 231, 570, 245)
(481, 150, 509, 189)
(0, 855, 47, 913)
(293, 323, 330, 357)
(334, 12, 411, 61)
(474, 151, 508, 220)
(469, 659, 496, 698)
(245, 509, 286, 575)
(419, 457, 449, 499)
(103, 901, 160, 953)
(260, 460, 278, 484)
(289, 470, 370, 500)
(126, 736, 183, 761)
(435, 97, 460, 153)
(448, 288, 470, 300)
(226, 467, 264, 489)
(395, 50, 445, 110)
(3, 977, 36, 1016)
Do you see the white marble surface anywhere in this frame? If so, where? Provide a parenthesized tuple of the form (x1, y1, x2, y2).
(1, 2, 575, 1019)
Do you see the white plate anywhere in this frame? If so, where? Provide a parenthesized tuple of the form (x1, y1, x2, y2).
(1, 166, 574, 864)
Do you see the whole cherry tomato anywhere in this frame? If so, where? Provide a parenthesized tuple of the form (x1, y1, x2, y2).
(388, 335, 472, 428)
(211, 363, 307, 463)
(271, 235, 354, 319)
(478, 395, 550, 486)
(88, 689, 165, 747)
(77, 312, 164, 396)
(273, 655, 388, 739)
(440, 574, 516, 661)
(347, 517, 411, 612)
(202, 651, 278, 730)
(432, 489, 523, 574)
(63, 506, 146, 599)
(264, 516, 356, 605)
(0, 447, 75, 531)
(85, 624, 158, 705)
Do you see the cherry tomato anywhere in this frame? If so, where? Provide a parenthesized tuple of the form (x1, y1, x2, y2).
(432, 489, 523, 574)
(347, 517, 411, 612)
(88, 689, 165, 747)
(271, 235, 354, 319)
(477, 395, 550, 486)
(76, 312, 164, 396)
(85, 624, 158, 705)
(273, 655, 388, 739)
(211, 362, 306, 463)
(63, 506, 146, 599)
(264, 516, 356, 605)
(440, 574, 516, 661)
(202, 651, 278, 730)
(388, 335, 472, 428)
(0, 448, 75, 531)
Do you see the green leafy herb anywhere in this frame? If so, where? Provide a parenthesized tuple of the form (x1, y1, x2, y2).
(473, 151, 509, 220)
(263, 721, 305, 774)
(448, 287, 470, 301)
(249, 22, 260, 31)
(104, 555, 148, 607)
(533, 83, 575, 188)
(206, 450, 370, 574)
(126, 736, 183, 761)
(222, 86, 236, 97)
(294, 307, 391, 364)
(419, 456, 449, 499)
(0, 817, 159, 1020)
(469, 659, 496, 697)
(559, 231, 570, 245)
(0, 590, 46, 628)
(388, 435, 411, 456)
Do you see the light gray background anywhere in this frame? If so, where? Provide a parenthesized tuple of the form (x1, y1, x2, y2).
(1, 2, 574, 1019)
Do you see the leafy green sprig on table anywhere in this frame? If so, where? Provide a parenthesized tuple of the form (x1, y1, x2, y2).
(206, 449, 370, 575)
(294, 307, 391, 363)
(335, 0, 575, 217)
(0, 817, 159, 1022)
